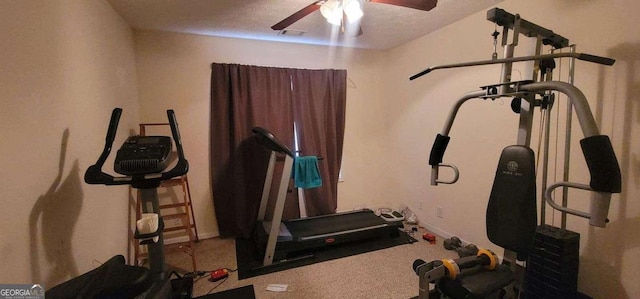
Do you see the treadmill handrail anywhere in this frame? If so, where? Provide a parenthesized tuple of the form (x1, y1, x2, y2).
(252, 127, 295, 157)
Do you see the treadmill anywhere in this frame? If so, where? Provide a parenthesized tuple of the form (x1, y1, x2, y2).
(251, 127, 401, 267)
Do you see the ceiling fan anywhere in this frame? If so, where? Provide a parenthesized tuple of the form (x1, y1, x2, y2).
(271, 0, 438, 36)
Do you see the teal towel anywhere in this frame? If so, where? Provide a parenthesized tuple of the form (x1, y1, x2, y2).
(292, 156, 322, 189)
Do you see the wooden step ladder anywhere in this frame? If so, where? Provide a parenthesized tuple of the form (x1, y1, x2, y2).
(132, 123, 199, 272)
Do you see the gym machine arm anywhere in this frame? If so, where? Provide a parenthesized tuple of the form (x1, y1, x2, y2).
(427, 80, 621, 227)
(521, 82, 621, 227)
(410, 52, 615, 81)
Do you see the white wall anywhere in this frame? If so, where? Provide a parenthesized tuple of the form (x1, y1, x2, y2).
(0, 0, 139, 289)
(388, 0, 640, 297)
(133, 31, 396, 238)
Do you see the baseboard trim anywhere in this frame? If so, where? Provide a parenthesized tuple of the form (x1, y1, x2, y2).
(165, 231, 219, 245)
(418, 221, 453, 240)
(417, 221, 472, 247)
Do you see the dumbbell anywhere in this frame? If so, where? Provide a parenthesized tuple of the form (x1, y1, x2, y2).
(413, 248, 500, 282)
(443, 236, 462, 250)
(443, 237, 479, 257)
(441, 249, 499, 279)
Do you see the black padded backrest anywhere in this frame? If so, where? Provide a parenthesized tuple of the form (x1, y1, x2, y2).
(486, 145, 537, 257)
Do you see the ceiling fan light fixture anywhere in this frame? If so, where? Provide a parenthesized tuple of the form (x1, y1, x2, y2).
(320, 0, 343, 25)
(343, 0, 363, 22)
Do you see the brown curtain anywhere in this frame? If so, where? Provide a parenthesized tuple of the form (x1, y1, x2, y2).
(210, 63, 346, 237)
(210, 63, 294, 238)
(291, 69, 347, 215)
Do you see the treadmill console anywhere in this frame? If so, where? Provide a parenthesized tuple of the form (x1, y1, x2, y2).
(115, 135, 172, 175)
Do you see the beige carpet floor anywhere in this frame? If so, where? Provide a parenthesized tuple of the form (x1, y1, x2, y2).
(164, 227, 457, 299)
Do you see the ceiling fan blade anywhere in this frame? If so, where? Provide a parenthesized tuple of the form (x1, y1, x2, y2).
(271, 1, 324, 30)
(368, 0, 437, 11)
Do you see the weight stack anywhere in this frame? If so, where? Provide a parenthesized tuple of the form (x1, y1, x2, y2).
(524, 224, 580, 299)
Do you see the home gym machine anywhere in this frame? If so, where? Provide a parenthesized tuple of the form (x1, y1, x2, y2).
(252, 127, 403, 268)
(409, 8, 621, 299)
(47, 108, 193, 298)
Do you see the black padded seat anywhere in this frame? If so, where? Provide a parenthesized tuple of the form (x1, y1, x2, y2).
(438, 264, 514, 298)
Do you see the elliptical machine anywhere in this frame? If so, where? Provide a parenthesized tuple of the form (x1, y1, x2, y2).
(47, 108, 192, 298)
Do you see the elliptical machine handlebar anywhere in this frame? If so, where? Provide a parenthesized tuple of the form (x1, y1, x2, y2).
(105, 108, 122, 161)
(84, 108, 189, 187)
(163, 108, 189, 181)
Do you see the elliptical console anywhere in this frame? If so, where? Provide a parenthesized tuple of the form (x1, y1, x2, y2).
(115, 135, 173, 175)
(84, 108, 188, 189)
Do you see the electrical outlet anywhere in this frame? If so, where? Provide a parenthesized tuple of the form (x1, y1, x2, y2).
(419, 201, 423, 210)
(436, 206, 443, 218)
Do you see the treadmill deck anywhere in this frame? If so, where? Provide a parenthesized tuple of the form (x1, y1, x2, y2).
(285, 210, 389, 240)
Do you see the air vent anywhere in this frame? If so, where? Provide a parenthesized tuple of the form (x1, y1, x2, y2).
(279, 29, 306, 36)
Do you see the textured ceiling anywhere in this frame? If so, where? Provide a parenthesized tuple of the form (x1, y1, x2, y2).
(108, 0, 503, 50)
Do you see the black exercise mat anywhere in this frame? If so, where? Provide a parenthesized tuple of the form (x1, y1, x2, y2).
(236, 230, 417, 279)
(195, 285, 255, 299)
